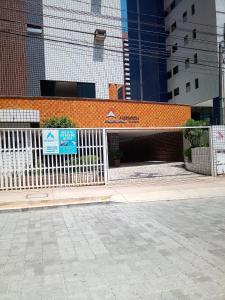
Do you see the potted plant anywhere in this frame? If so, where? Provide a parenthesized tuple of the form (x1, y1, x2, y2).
(110, 150, 123, 167)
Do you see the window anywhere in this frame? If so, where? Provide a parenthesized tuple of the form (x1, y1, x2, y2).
(195, 78, 199, 89)
(191, 4, 195, 15)
(40, 80, 96, 98)
(185, 58, 190, 69)
(168, 91, 173, 100)
(173, 65, 179, 75)
(166, 49, 171, 57)
(184, 35, 189, 45)
(194, 53, 198, 64)
(167, 70, 172, 79)
(172, 43, 178, 53)
(186, 82, 191, 92)
(91, 0, 102, 14)
(183, 11, 187, 22)
(192, 29, 197, 39)
(171, 22, 177, 32)
(174, 87, 180, 96)
(171, 1, 175, 10)
(27, 24, 43, 35)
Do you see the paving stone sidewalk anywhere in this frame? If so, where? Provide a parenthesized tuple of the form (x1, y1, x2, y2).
(0, 197, 225, 300)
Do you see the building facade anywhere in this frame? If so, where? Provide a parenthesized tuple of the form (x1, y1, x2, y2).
(0, 0, 125, 100)
(165, 0, 225, 123)
(126, 0, 168, 102)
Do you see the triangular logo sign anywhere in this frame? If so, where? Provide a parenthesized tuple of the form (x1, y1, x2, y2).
(107, 111, 116, 118)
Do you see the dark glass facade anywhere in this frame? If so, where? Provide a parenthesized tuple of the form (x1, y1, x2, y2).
(126, 0, 168, 102)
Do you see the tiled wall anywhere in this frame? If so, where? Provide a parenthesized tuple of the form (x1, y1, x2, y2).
(0, 97, 191, 128)
(0, 109, 40, 123)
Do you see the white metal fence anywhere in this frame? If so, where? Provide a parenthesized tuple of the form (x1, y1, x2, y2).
(0, 128, 107, 190)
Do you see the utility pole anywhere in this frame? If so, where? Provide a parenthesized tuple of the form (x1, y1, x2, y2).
(219, 41, 224, 125)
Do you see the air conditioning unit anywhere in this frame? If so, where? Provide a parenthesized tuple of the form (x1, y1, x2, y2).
(94, 29, 106, 42)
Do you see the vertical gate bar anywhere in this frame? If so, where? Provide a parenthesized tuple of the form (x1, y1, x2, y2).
(63, 154, 66, 186)
(209, 126, 216, 177)
(66, 154, 70, 186)
(3, 131, 8, 190)
(99, 129, 103, 183)
(33, 130, 38, 188)
(59, 154, 62, 186)
(29, 129, 34, 189)
(21, 130, 26, 188)
(55, 154, 59, 187)
(74, 152, 77, 185)
(16, 130, 21, 189)
(103, 129, 109, 185)
(91, 129, 96, 185)
(11, 130, 17, 189)
(95, 129, 99, 184)
(38, 130, 43, 188)
(51, 155, 55, 187)
(47, 154, 50, 187)
(81, 130, 85, 184)
(77, 130, 81, 185)
(84, 129, 88, 185)
(7, 130, 12, 189)
(70, 154, 74, 185)
(0, 131, 3, 190)
(25, 130, 30, 189)
(42, 130, 47, 188)
(88, 129, 92, 185)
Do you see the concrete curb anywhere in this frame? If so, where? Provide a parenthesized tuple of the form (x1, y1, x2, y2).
(0, 196, 111, 213)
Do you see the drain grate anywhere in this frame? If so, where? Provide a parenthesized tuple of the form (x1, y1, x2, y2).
(26, 193, 48, 199)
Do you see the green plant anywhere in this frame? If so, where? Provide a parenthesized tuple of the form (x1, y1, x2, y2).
(110, 150, 123, 160)
(183, 119, 209, 161)
(42, 116, 76, 128)
(184, 147, 192, 162)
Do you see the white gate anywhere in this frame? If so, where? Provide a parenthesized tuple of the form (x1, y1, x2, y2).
(212, 126, 225, 176)
(0, 128, 108, 190)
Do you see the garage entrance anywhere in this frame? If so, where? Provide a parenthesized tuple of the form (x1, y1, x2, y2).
(107, 128, 203, 183)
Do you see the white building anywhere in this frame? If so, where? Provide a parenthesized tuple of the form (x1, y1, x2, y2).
(41, 0, 124, 99)
(164, 0, 225, 111)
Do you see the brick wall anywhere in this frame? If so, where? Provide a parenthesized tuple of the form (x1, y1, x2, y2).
(0, 1, 27, 96)
(0, 97, 191, 128)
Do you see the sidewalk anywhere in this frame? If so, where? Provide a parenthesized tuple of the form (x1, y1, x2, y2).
(0, 176, 225, 211)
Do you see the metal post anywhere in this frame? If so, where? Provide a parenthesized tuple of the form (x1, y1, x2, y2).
(209, 126, 216, 177)
(102, 129, 109, 185)
(219, 42, 225, 125)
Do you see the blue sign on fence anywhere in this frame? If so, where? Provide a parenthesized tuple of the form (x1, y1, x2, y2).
(42, 129, 77, 155)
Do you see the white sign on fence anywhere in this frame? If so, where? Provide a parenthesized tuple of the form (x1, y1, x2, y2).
(212, 126, 225, 150)
(42, 129, 77, 155)
(212, 126, 225, 175)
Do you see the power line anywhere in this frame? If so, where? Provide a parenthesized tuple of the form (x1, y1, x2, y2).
(0, 14, 222, 59)
(1, 4, 224, 50)
(1, 28, 223, 73)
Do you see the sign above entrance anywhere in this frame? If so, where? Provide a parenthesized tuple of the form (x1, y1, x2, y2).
(42, 129, 77, 155)
(105, 111, 140, 124)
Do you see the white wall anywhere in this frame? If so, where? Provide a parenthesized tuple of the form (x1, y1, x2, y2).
(43, 0, 124, 99)
(165, 0, 220, 105)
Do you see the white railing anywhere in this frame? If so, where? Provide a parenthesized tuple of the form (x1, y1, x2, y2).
(0, 128, 107, 190)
